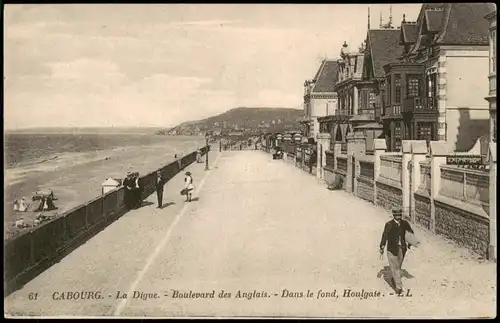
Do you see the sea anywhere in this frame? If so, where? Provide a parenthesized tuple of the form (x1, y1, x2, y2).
(4, 131, 200, 169)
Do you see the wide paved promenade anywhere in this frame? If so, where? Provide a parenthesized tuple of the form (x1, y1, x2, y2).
(4, 150, 496, 318)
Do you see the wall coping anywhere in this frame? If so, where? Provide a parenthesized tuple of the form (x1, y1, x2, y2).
(334, 169, 347, 176)
(434, 195, 489, 223)
(420, 161, 431, 167)
(430, 141, 449, 157)
(376, 177, 402, 190)
(317, 133, 332, 139)
(440, 165, 490, 178)
(323, 165, 335, 172)
(411, 141, 428, 154)
(414, 190, 431, 200)
(402, 140, 426, 154)
(374, 138, 387, 151)
(358, 155, 375, 163)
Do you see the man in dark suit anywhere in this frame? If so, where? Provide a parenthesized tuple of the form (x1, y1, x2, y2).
(379, 206, 414, 295)
(155, 170, 166, 208)
(123, 172, 134, 210)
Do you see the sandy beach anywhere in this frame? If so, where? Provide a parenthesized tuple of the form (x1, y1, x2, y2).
(4, 137, 205, 238)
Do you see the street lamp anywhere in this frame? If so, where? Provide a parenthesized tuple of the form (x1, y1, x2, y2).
(205, 132, 210, 171)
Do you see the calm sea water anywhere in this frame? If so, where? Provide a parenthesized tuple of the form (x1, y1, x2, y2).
(4, 133, 199, 168)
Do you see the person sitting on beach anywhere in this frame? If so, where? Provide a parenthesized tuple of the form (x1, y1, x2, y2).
(32, 190, 57, 212)
(13, 198, 30, 212)
(184, 171, 194, 202)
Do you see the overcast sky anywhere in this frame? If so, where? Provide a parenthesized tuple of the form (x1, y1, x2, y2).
(4, 4, 421, 129)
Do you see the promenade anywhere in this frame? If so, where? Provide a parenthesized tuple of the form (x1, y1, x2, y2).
(4, 150, 496, 318)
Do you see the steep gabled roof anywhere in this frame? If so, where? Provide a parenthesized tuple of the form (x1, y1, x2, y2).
(400, 23, 419, 44)
(410, 3, 493, 55)
(436, 3, 493, 45)
(425, 9, 445, 32)
(408, 3, 448, 55)
(311, 59, 339, 93)
(367, 29, 402, 78)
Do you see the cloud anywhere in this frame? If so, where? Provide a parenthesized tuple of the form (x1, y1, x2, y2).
(4, 4, 422, 129)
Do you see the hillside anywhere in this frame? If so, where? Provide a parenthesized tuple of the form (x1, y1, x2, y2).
(159, 107, 304, 135)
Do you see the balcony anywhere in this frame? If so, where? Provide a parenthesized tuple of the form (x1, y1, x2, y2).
(335, 109, 350, 116)
(383, 105, 401, 116)
(402, 97, 439, 114)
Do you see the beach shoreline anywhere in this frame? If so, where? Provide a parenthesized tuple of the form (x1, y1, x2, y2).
(4, 137, 205, 238)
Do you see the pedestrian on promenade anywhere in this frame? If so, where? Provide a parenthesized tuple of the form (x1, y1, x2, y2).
(379, 206, 415, 295)
(123, 172, 134, 210)
(133, 172, 143, 209)
(196, 149, 203, 163)
(309, 150, 317, 173)
(155, 170, 166, 208)
(184, 171, 194, 202)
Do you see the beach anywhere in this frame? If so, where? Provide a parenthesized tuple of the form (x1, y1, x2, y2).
(4, 135, 205, 238)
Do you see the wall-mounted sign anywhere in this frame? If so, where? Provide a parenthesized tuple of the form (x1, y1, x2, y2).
(446, 155, 482, 165)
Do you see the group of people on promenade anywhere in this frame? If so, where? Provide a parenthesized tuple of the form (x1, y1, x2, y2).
(123, 172, 143, 210)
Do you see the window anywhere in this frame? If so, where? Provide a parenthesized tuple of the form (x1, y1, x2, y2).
(386, 77, 391, 105)
(417, 122, 434, 141)
(492, 29, 496, 74)
(395, 74, 402, 104)
(394, 122, 402, 151)
(426, 72, 437, 109)
(369, 91, 376, 107)
(407, 76, 421, 98)
(360, 90, 367, 111)
(493, 113, 497, 142)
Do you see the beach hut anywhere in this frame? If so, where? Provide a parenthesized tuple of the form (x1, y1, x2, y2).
(102, 178, 121, 195)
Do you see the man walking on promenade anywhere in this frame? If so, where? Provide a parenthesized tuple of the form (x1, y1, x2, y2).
(155, 170, 166, 208)
(379, 206, 415, 295)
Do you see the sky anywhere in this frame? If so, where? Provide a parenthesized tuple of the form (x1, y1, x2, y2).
(4, 4, 422, 129)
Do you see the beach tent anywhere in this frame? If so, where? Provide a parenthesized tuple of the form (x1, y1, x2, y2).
(102, 178, 121, 195)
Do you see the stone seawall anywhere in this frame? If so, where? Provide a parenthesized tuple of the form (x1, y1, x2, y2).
(414, 193, 432, 230)
(435, 199, 490, 258)
(324, 166, 335, 185)
(375, 180, 402, 211)
(357, 176, 374, 203)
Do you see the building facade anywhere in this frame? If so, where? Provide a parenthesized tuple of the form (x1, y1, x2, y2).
(485, 9, 497, 142)
(327, 42, 365, 147)
(301, 59, 339, 141)
(381, 3, 493, 152)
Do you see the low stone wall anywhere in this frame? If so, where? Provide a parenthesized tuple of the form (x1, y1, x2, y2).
(435, 198, 490, 258)
(324, 166, 335, 185)
(4, 146, 209, 296)
(414, 193, 432, 230)
(357, 176, 374, 203)
(357, 160, 374, 203)
(375, 178, 403, 211)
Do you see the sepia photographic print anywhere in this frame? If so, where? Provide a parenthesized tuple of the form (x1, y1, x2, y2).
(3, 3, 497, 319)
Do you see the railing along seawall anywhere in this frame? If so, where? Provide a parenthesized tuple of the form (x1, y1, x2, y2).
(4, 146, 209, 296)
